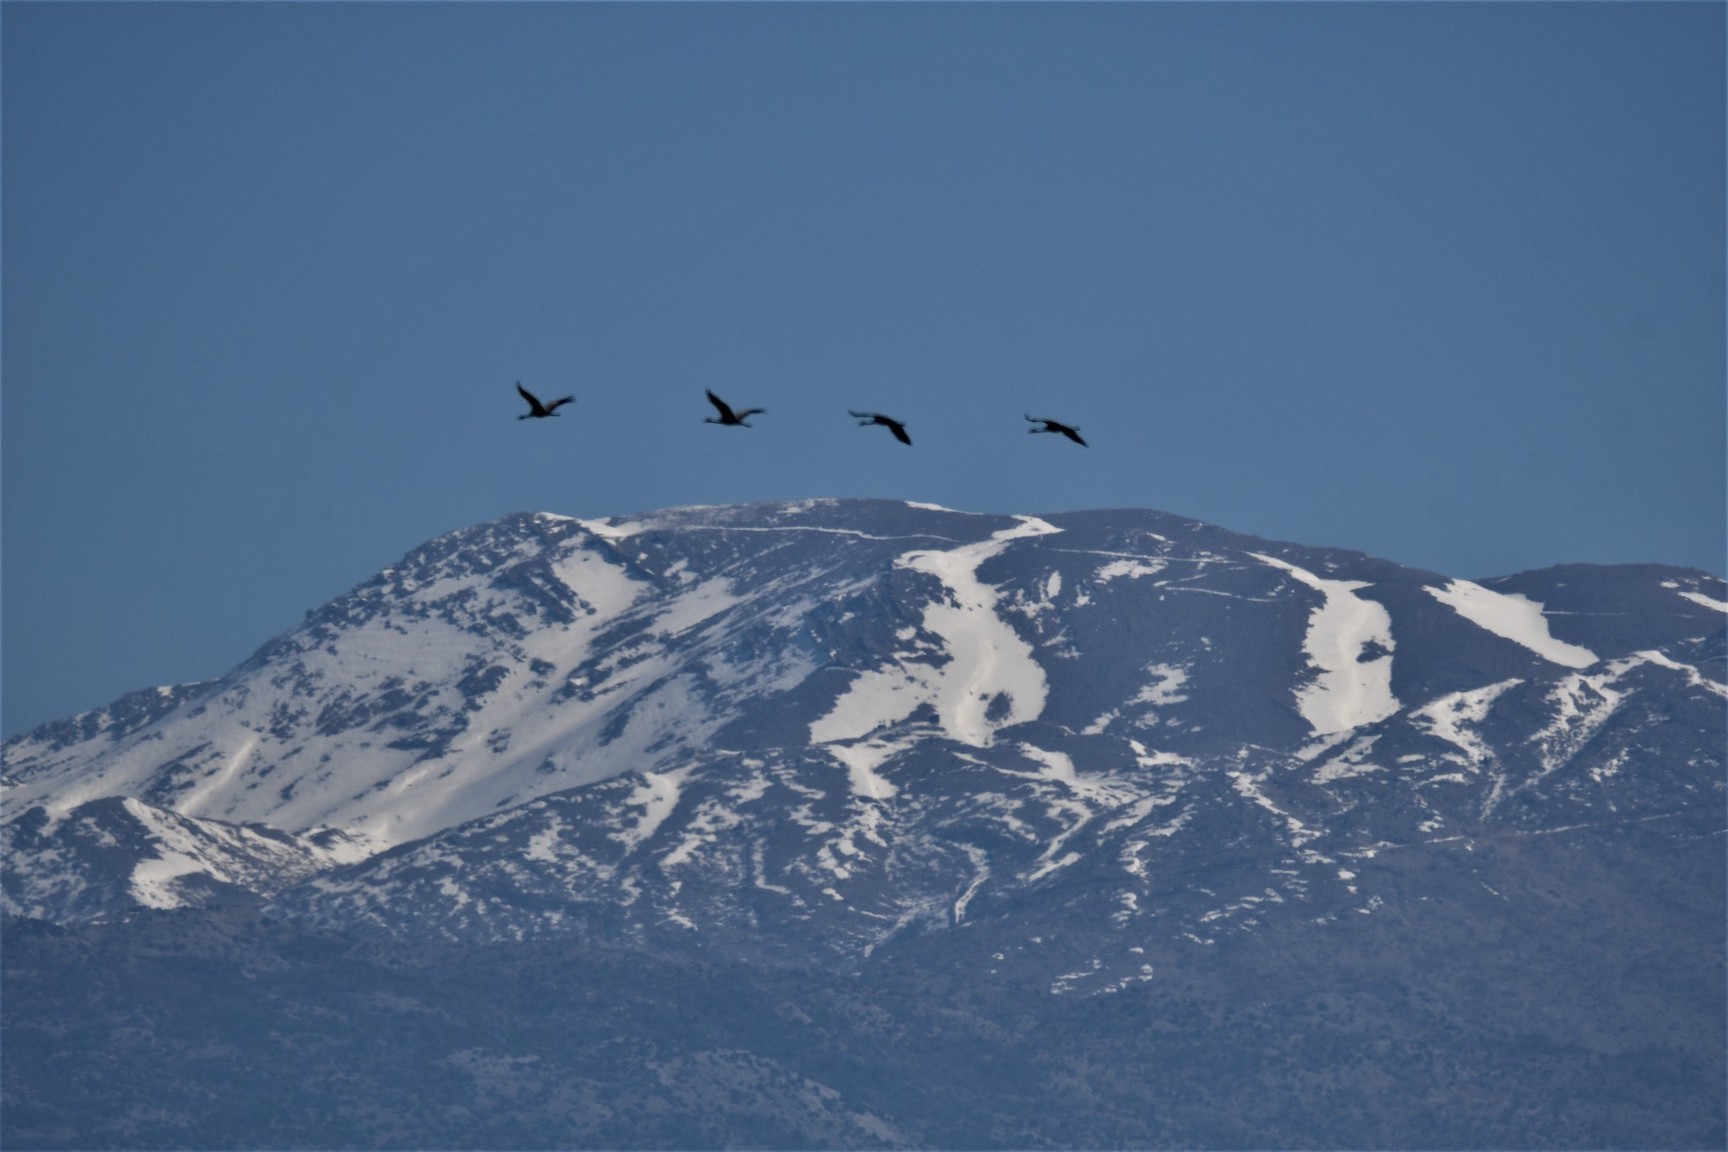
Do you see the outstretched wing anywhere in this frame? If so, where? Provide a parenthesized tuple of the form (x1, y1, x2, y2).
(1060, 426, 1088, 447)
(853, 411, 911, 445)
(544, 395, 575, 414)
(705, 390, 737, 421)
(517, 382, 546, 414)
(735, 408, 766, 420)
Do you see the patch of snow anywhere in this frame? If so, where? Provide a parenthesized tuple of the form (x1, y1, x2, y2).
(1126, 739, 1195, 774)
(1677, 589, 1728, 613)
(1294, 732, 1352, 763)
(659, 793, 746, 870)
(1410, 679, 1523, 768)
(575, 517, 647, 540)
(178, 734, 258, 820)
(1050, 957, 1104, 995)
(750, 841, 796, 897)
(128, 852, 207, 909)
(1425, 580, 1597, 668)
(1312, 734, 1386, 784)
(614, 769, 688, 854)
(826, 741, 901, 800)
(1096, 559, 1167, 583)
(952, 843, 990, 923)
(551, 543, 648, 612)
(1016, 742, 1133, 808)
(1083, 664, 1190, 734)
(809, 517, 1062, 747)
(1079, 713, 1115, 737)
(1226, 755, 1319, 848)
(1631, 648, 1728, 699)
(525, 819, 566, 864)
(1100, 794, 1182, 840)
(651, 577, 742, 637)
(1589, 749, 1632, 783)
(1530, 663, 1629, 778)
(1132, 663, 1190, 708)
(1252, 554, 1400, 735)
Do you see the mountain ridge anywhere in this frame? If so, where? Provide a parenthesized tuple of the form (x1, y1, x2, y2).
(5, 497, 1723, 1148)
(5, 498, 1721, 990)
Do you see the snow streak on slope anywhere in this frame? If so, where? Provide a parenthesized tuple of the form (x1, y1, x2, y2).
(826, 741, 902, 800)
(1630, 648, 1728, 700)
(1424, 580, 1598, 668)
(1677, 589, 1728, 613)
(1252, 554, 1399, 736)
(1411, 680, 1523, 769)
(1524, 652, 1709, 780)
(810, 517, 1062, 748)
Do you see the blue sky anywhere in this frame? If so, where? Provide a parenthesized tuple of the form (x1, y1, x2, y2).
(4, 3, 1723, 738)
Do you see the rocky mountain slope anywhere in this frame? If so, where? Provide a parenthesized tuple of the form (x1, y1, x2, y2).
(5, 498, 1723, 1148)
(6, 500, 1723, 983)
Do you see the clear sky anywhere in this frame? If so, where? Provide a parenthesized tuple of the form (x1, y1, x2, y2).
(4, 2, 1723, 739)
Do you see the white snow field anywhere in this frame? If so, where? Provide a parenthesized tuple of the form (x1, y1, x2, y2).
(1251, 554, 1400, 735)
(809, 516, 1062, 748)
(1424, 579, 1598, 668)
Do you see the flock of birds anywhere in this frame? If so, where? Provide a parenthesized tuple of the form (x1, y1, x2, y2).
(514, 383, 1089, 447)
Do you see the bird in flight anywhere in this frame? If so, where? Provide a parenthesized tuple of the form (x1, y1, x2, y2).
(849, 410, 912, 445)
(704, 390, 765, 427)
(516, 382, 574, 420)
(1026, 415, 1088, 447)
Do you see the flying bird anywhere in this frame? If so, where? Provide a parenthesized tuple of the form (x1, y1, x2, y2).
(704, 389, 765, 427)
(849, 410, 912, 445)
(1026, 415, 1088, 447)
(516, 382, 574, 420)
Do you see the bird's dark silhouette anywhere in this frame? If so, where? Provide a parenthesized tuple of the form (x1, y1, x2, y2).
(849, 410, 912, 445)
(1026, 415, 1088, 446)
(516, 382, 574, 420)
(704, 390, 765, 427)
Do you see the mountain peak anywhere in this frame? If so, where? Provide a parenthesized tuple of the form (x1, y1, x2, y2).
(5, 500, 1722, 984)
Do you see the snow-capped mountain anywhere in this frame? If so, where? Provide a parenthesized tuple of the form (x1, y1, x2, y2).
(6, 499, 1723, 989)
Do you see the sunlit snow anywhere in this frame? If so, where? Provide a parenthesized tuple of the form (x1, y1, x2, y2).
(1677, 589, 1728, 613)
(1095, 559, 1167, 582)
(1424, 579, 1597, 668)
(826, 740, 902, 800)
(1252, 554, 1400, 735)
(1410, 679, 1522, 769)
(809, 517, 1062, 747)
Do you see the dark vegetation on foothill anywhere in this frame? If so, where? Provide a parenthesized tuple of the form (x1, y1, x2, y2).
(5, 807, 1722, 1151)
